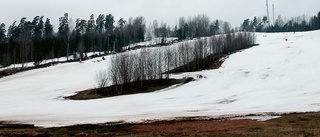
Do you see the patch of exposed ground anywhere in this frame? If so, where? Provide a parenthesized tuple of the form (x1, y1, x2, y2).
(1, 112, 320, 137)
(65, 78, 192, 100)
(131, 119, 268, 134)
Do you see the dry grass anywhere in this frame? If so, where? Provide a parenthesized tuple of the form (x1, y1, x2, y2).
(1, 112, 320, 137)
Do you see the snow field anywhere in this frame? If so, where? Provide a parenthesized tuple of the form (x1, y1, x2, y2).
(0, 30, 320, 127)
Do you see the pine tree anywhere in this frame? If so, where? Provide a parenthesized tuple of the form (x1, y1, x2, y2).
(183, 23, 188, 39)
(31, 16, 40, 37)
(133, 16, 145, 42)
(75, 18, 87, 35)
(16, 17, 33, 68)
(251, 17, 258, 31)
(117, 18, 126, 49)
(95, 14, 105, 51)
(6, 22, 18, 66)
(58, 13, 70, 35)
(95, 14, 105, 33)
(44, 18, 55, 60)
(86, 14, 95, 34)
(214, 20, 220, 34)
(222, 22, 231, 33)
(0, 23, 6, 44)
(32, 16, 45, 65)
(0, 23, 6, 65)
(44, 18, 53, 38)
(263, 16, 268, 24)
(32, 16, 44, 39)
(118, 18, 126, 29)
(242, 19, 250, 31)
(86, 14, 95, 53)
(318, 11, 320, 29)
(58, 13, 71, 60)
(75, 18, 87, 57)
(105, 14, 115, 52)
(7, 22, 18, 42)
(105, 14, 115, 34)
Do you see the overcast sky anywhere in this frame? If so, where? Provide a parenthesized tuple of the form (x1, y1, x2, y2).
(1, 0, 319, 31)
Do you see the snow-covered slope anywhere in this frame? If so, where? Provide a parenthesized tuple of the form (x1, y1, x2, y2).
(122, 37, 178, 50)
(0, 31, 320, 127)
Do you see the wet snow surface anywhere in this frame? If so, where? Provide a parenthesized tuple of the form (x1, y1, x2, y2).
(1, 31, 320, 127)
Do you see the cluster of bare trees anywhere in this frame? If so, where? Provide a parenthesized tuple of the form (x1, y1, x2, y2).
(108, 48, 164, 93)
(169, 32, 255, 72)
(107, 31, 256, 93)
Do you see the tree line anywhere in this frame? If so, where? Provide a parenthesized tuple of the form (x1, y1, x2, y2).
(1, 11, 320, 68)
(241, 11, 320, 32)
(0, 13, 146, 68)
(0, 13, 236, 68)
(147, 14, 232, 41)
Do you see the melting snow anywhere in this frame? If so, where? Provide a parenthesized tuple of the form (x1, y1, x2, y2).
(0, 31, 320, 127)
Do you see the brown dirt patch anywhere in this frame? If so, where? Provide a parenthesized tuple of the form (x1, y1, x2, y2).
(131, 119, 268, 133)
(65, 79, 184, 100)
